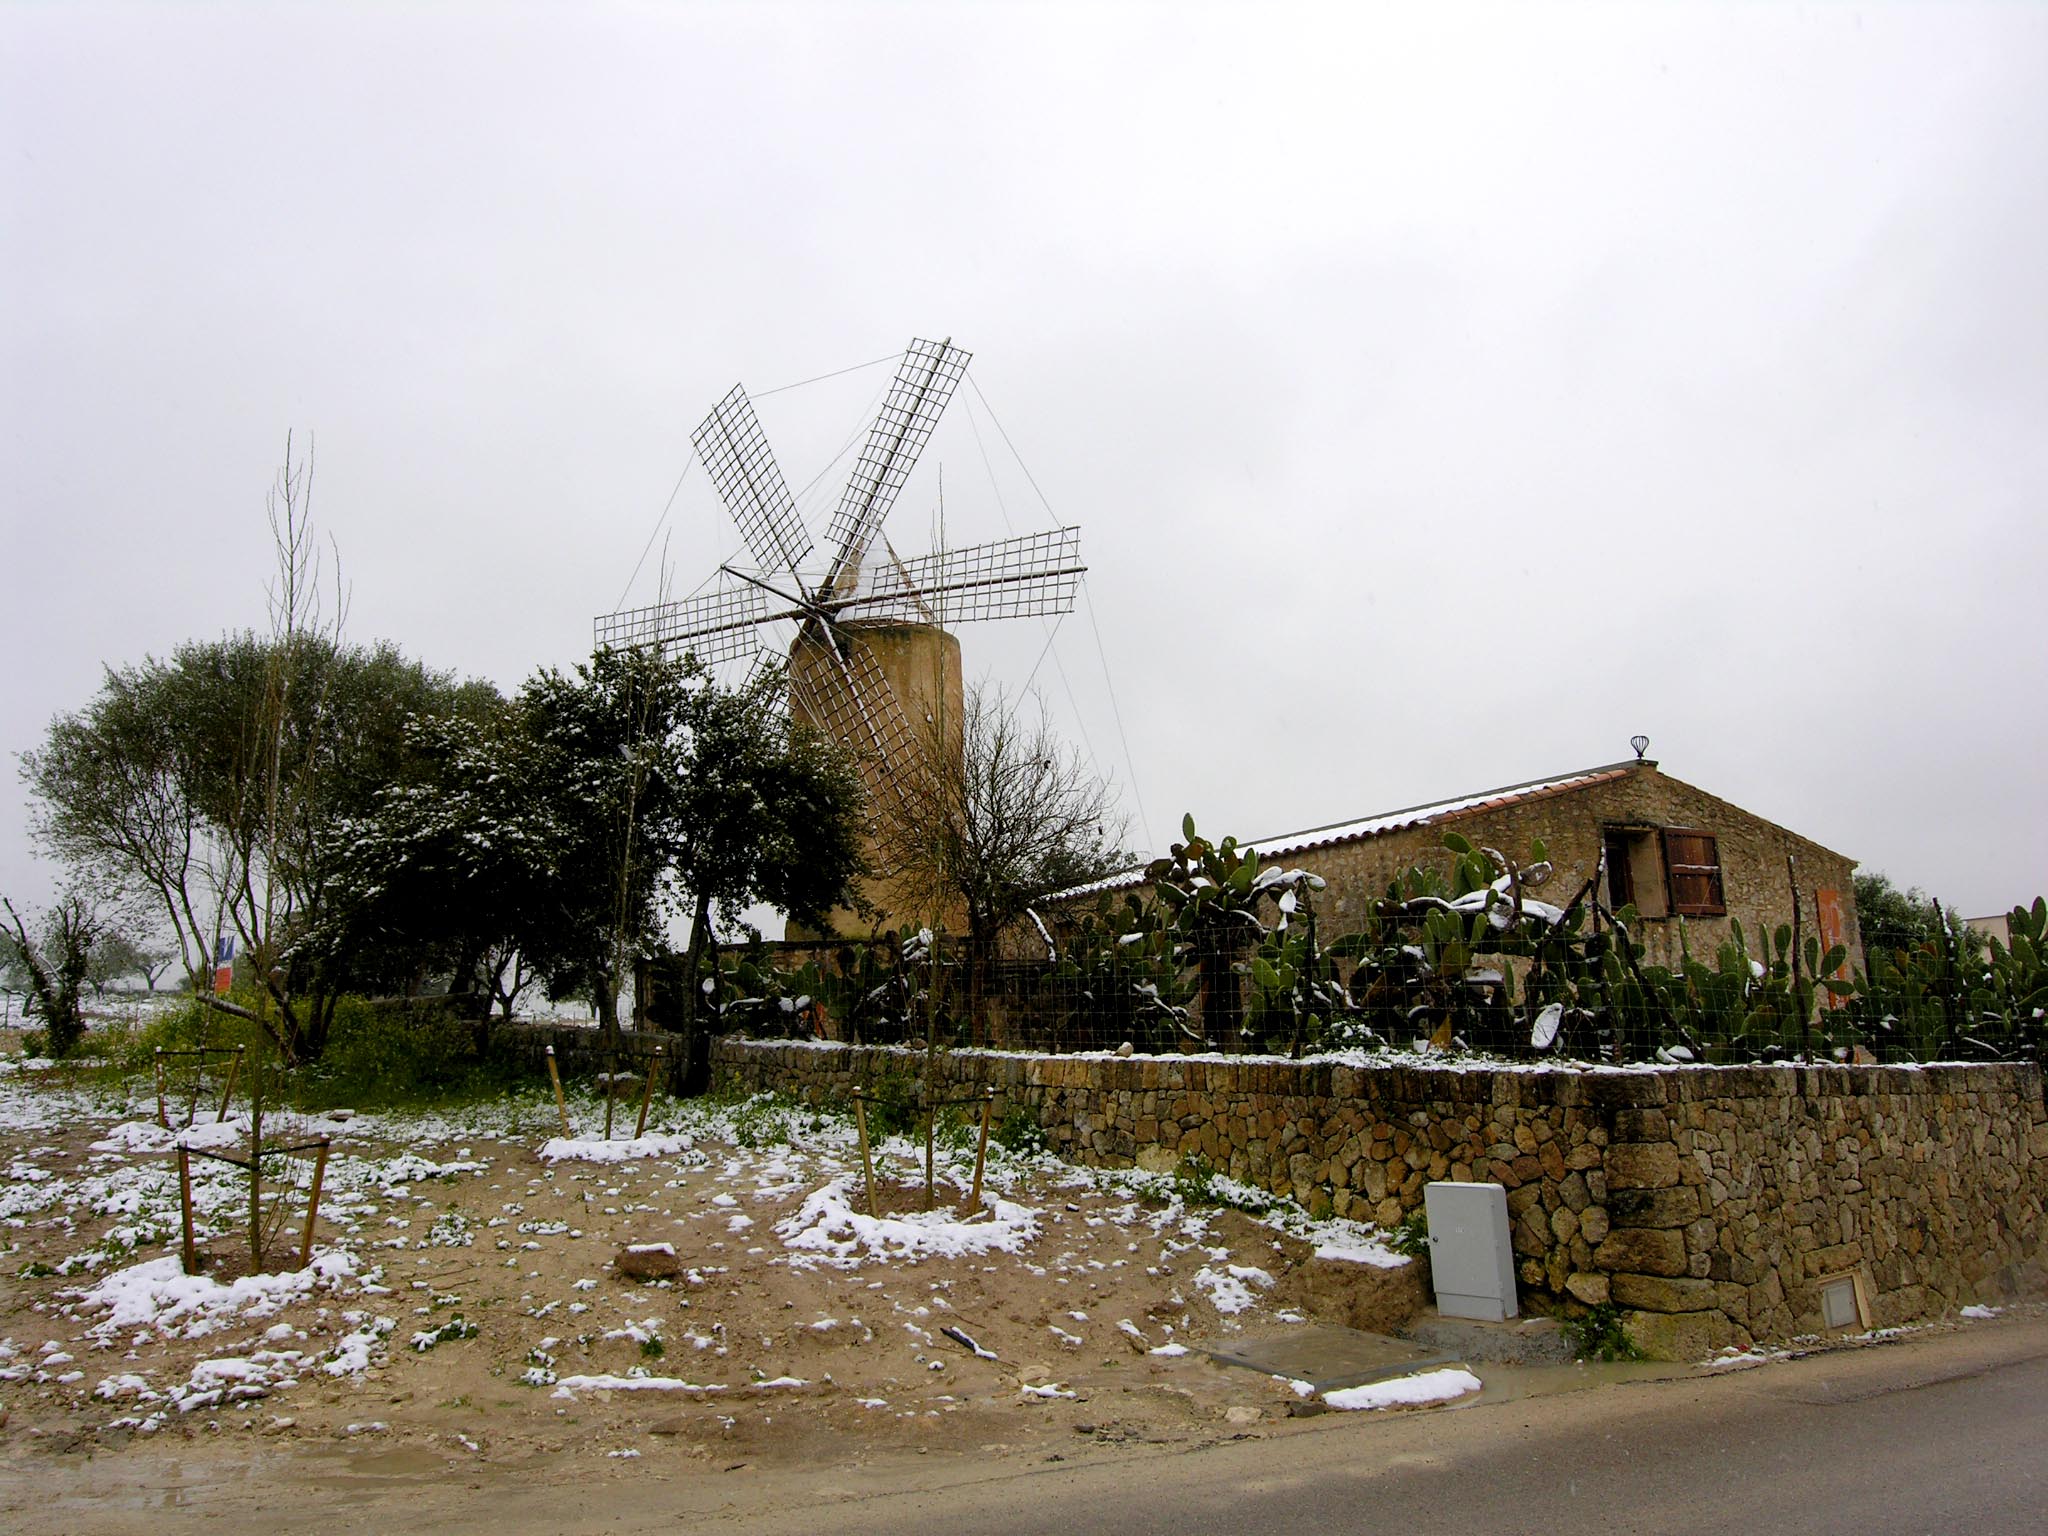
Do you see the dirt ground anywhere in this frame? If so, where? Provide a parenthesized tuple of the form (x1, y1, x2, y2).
(0, 1051, 1441, 1504)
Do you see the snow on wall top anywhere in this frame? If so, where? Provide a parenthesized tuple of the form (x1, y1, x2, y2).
(1048, 761, 1640, 903)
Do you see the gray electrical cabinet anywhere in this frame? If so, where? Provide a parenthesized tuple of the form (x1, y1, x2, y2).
(1423, 1181, 1518, 1322)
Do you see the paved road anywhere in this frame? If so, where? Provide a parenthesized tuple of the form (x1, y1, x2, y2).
(743, 1318, 2048, 1536)
(15, 1316, 2045, 1534)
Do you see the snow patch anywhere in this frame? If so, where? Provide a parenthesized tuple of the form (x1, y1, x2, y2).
(775, 1177, 1040, 1265)
(1322, 1367, 1481, 1411)
(538, 1133, 695, 1164)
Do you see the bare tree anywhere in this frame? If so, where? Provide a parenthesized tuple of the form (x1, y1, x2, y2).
(883, 685, 1126, 1043)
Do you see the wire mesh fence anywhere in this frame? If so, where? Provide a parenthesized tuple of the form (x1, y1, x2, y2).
(691, 888, 2048, 1069)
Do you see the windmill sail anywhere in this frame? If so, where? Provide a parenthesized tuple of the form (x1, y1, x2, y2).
(593, 573, 767, 664)
(593, 335, 1083, 927)
(692, 385, 814, 582)
(820, 337, 971, 598)
(842, 527, 1083, 626)
(788, 633, 925, 826)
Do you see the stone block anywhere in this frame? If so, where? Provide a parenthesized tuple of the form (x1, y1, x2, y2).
(1607, 1189, 1702, 1236)
(1579, 1206, 1611, 1244)
(1622, 1308, 1741, 1361)
(1605, 1142, 1684, 1190)
(1565, 1271, 1611, 1306)
(1611, 1273, 1721, 1313)
(1613, 1109, 1670, 1142)
(1567, 1075, 1670, 1110)
(1593, 1228, 1687, 1277)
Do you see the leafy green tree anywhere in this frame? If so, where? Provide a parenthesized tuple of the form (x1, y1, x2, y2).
(22, 633, 499, 1062)
(662, 665, 864, 1091)
(321, 650, 863, 1082)
(1853, 871, 1974, 960)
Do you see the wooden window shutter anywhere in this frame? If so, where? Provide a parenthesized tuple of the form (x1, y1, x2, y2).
(1662, 829, 1726, 916)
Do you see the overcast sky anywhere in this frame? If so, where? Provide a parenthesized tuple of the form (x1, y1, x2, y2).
(4, 1, 2044, 928)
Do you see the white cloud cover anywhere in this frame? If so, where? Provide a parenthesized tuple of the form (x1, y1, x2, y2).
(4, 2, 2043, 919)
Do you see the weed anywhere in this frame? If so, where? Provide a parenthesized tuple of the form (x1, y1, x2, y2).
(1561, 1303, 1644, 1362)
(1386, 1206, 1430, 1259)
(859, 1075, 919, 1140)
(1172, 1153, 1218, 1203)
(410, 1317, 479, 1352)
(639, 1337, 666, 1361)
(992, 1104, 1047, 1157)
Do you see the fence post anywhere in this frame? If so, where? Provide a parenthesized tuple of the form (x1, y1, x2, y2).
(635, 1045, 661, 1139)
(545, 1046, 570, 1137)
(177, 1146, 198, 1276)
(299, 1136, 331, 1271)
(218, 1046, 244, 1123)
(969, 1086, 996, 1210)
(853, 1089, 877, 1218)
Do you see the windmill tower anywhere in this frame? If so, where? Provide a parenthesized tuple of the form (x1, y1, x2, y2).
(594, 337, 1085, 933)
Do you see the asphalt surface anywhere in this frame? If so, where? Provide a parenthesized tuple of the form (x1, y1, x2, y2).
(14, 1314, 2045, 1534)
(753, 1317, 2048, 1536)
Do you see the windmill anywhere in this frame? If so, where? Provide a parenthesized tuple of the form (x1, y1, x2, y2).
(593, 337, 1085, 931)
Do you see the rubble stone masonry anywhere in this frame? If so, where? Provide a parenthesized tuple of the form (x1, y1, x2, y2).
(713, 1040, 2048, 1357)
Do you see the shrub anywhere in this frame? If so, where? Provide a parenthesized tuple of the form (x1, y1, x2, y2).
(1561, 1302, 1644, 1362)
(1386, 1205, 1430, 1259)
(992, 1103, 1047, 1156)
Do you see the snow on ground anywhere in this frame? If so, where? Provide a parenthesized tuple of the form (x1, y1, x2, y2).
(539, 1132, 697, 1164)
(775, 1176, 1040, 1266)
(76, 1250, 359, 1340)
(1322, 1367, 1482, 1411)
(0, 1057, 1468, 1464)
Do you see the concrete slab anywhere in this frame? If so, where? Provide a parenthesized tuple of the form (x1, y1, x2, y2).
(1401, 1312, 1575, 1366)
(1202, 1324, 1459, 1390)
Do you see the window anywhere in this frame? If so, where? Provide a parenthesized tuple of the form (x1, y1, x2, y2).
(1602, 829, 1636, 910)
(1662, 829, 1726, 916)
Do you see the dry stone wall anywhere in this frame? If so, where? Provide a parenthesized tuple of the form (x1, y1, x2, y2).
(713, 1039, 2048, 1357)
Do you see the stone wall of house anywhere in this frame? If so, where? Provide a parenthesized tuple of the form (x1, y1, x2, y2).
(1044, 764, 1863, 975)
(712, 1038, 2047, 1356)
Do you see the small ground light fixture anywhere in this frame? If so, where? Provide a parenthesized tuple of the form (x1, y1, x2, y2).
(1630, 735, 1650, 761)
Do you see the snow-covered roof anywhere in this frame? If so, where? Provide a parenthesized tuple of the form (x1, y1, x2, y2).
(1048, 761, 1642, 903)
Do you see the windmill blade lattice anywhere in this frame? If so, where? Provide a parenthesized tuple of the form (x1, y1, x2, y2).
(692, 384, 815, 583)
(593, 335, 1085, 918)
(821, 337, 972, 597)
(788, 638, 925, 823)
(844, 527, 1083, 627)
(594, 572, 768, 665)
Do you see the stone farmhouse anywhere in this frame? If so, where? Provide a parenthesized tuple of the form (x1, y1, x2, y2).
(1055, 755, 1862, 971)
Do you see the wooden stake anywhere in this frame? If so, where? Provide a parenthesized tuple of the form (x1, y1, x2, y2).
(603, 1049, 617, 1142)
(546, 1046, 570, 1137)
(635, 1045, 661, 1139)
(298, 1136, 331, 1271)
(155, 1048, 168, 1130)
(218, 1046, 243, 1122)
(853, 1089, 877, 1217)
(177, 1145, 198, 1276)
(969, 1086, 996, 1211)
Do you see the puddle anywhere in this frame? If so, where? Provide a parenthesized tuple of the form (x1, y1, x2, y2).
(1468, 1356, 1692, 1404)
(1205, 1324, 1456, 1390)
